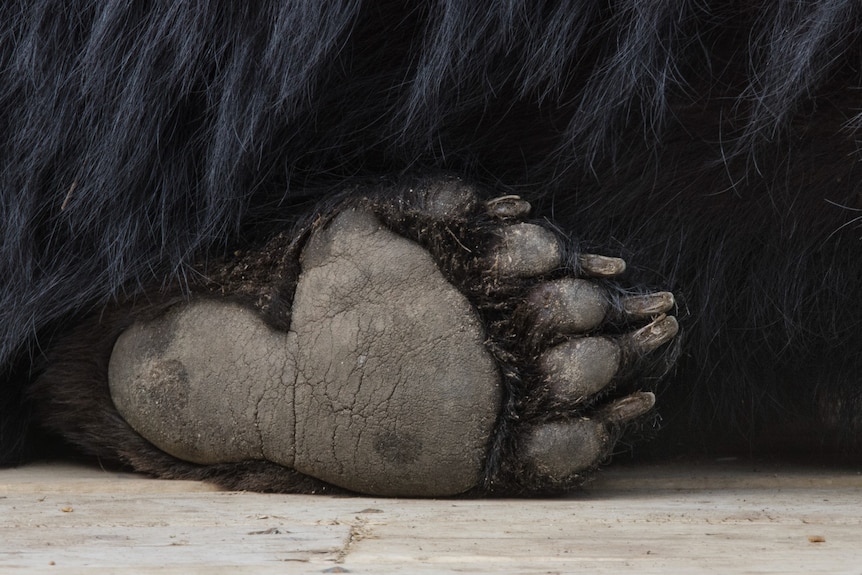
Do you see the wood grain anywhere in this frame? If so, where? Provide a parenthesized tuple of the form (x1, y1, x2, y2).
(2, 461, 860, 574)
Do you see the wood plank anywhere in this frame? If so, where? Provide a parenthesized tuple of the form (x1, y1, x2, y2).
(1, 461, 861, 574)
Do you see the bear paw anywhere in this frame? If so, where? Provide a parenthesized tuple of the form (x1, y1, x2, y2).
(103, 177, 677, 496)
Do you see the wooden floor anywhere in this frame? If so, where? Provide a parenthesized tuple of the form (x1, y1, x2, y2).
(2, 459, 861, 574)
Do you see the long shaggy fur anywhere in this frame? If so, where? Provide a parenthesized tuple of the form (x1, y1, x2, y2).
(3, 1, 862, 462)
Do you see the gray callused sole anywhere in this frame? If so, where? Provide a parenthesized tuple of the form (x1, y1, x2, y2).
(110, 209, 501, 496)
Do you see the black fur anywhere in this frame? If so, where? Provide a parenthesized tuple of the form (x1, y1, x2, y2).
(3, 2, 862, 466)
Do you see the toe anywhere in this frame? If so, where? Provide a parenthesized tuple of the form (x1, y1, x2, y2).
(408, 178, 479, 220)
(521, 391, 655, 482)
(490, 223, 561, 277)
(522, 419, 610, 481)
(539, 337, 621, 400)
(537, 316, 678, 403)
(518, 279, 609, 338)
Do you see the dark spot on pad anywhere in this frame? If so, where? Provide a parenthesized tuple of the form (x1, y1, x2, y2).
(145, 360, 189, 408)
(374, 432, 422, 464)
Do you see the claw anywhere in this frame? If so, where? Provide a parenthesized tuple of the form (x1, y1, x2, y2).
(621, 291, 675, 319)
(486, 195, 532, 219)
(579, 254, 626, 277)
(622, 314, 679, 355)
(600, 391, 656, 424)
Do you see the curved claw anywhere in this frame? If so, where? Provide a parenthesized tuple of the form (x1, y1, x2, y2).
(621, 291, 675, 319)
(599, 391, 656, 424)
(622, 315, 679, 355)
(579, 254, 626, 277)
(486, 195, 532, 219)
